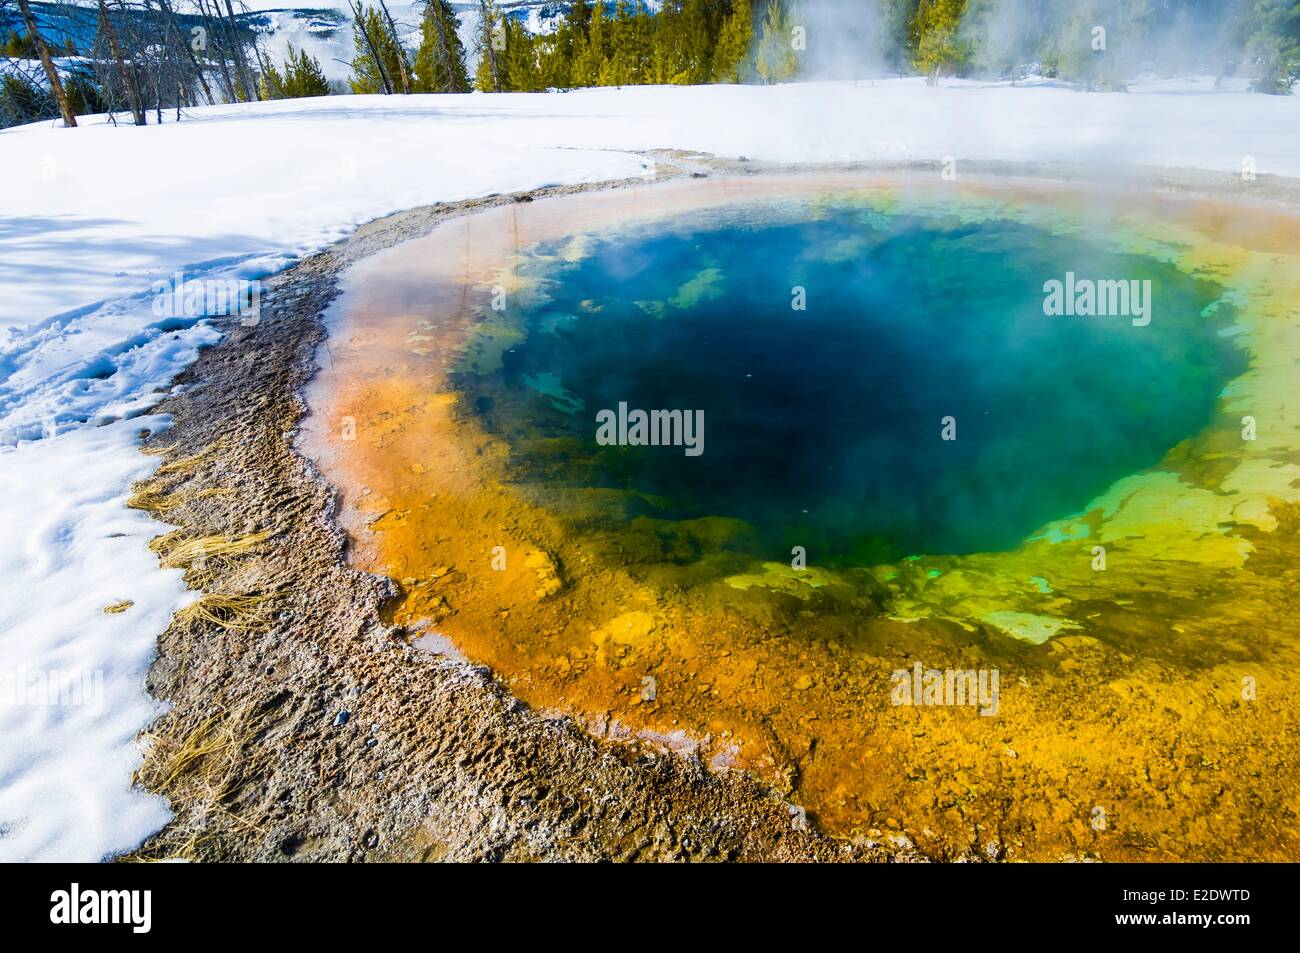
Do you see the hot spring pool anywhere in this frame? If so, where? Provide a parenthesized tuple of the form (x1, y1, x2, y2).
(303, 173, 1300, 860)
(454, 202, 1242, 565)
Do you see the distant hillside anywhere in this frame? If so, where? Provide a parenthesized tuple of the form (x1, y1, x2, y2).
(2, 2, 601, 84)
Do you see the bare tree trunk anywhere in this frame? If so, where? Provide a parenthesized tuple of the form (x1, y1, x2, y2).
(377, 0, 410, 93)
(349, 0, 393, 94)
(478, 0, 501, 93)
(246, 27, 277, 97)
(17, 0, 77, 126)
(197, 0, 237, 101)
(429, 2, 451, 91)
(187, 42, 216, 105)
(160, 0, 214, 106)
(223, 0, 257, 101)
(97, 0, 146, 124)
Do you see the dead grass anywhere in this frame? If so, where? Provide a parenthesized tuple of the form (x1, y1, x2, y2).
(151, 438, 226, 476)
(133, 704, 270, 861)
(129, 440, 230, 515)
(152, 530, 275, 589)
(157, 530, 274, 570)
(126, 486, 188, 513)
(148, 529, 188, 555)
(153, 454, 206, 477)
(140, 714, 232, 789)
(174, 590, 279, 633)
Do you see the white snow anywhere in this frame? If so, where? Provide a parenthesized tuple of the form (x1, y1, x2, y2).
(0, 415, 187, 862)
(1, 78, 1297, 861)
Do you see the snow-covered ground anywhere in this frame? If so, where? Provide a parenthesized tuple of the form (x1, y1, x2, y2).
(0, 414, 186, 862)
(1, 78, 1298, 861)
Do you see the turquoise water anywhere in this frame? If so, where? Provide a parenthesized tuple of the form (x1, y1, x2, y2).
(456, 203, 1243, 565)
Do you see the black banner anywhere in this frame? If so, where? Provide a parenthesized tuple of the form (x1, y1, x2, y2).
(4, 861, 1285, 939)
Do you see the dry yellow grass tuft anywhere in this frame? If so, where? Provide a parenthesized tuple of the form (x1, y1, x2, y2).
(153, 454, 205, 477)
(174, 590, 278, 633)
(138, 443, 177, 457)
(148, 528, 188, 555)
(126, 486, 188, 513)
(158, 530, 274, 570)
(134, 704, 269, 859)
(151, 438, 226, 475)
(139, 714, 230, 789)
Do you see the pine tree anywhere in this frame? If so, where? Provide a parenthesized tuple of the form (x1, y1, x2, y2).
(572, 0, 609, 86)
(629, 3, 655, 82)
(505, 17, 540, 91)
(911, 0, 970, 82)
(1, 29, 36, 58)
(880, 0, 920, 73)
(475, 0, 507, 92)
(678, 0, 716, 84)
(378, 0, 413, 93)
(0, 73, 49, 125)
(414, 0, 470, 92)
(599, 0, 637, 86)
(265, 44, 331, 99)
(650, 0, 690, 83)
(1248, 0, 1300, 93)
(348, 4, 409, 94)
(535, 31, 568, 89)
(554, 0, 594, 87)
(283, 44, 331, 97)
(712, 0, 754, 83)
(754, 0, 797, 83)
(63, 73, 105, 116)
(261, 61, 287, 99)
(569, 0, 594, 40)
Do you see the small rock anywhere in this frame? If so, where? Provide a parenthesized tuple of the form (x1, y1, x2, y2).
(333, 710, 349, 727)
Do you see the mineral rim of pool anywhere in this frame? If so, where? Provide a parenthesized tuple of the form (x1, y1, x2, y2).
(300, 173, 1300, 861)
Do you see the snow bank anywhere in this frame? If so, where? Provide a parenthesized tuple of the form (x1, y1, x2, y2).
(0, 416, 187, 861)
(0, 78, 1296, 861)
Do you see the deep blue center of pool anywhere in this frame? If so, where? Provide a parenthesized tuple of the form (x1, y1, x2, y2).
(457, 204, 1241, 564)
